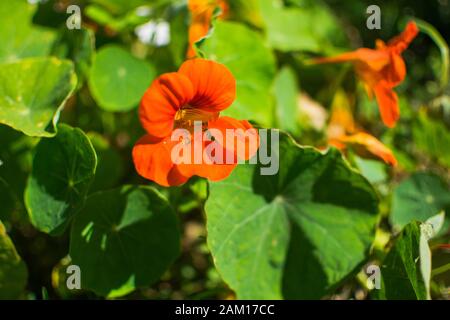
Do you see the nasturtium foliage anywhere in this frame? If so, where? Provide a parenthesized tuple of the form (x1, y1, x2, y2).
(375, 214, 444, 300)
(0, 178, 16, 222)
(273, 66, 300, 133)
(69, 185, 180, 298)
(413, 111, 450, 168)
(89, 45, 156, 112)
(0, 57, 77, 137)
(25, 125, 97, 235)
(0, 220, 28, 299)
(89, 0, 150, 16)
(354, 157, 388, 185)
(0, 0, 55, 64)
(205, 131, 379, 299)
(52, 28, 96, 88)
(391, 172, 450, 232)
(200, 21, 276, 127)
(257, 0, 346, 53)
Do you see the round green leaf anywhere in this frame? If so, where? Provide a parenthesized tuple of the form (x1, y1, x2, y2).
(200, 21, 276, 127)
(391, 172, 450, 231)
(0, 57, 77, 137)
(0, 221, 28, 299)
(25, 124, 97, 235)
(69, 185, 181, 298)
(205, 131, 379, 299)
(89, 45, 156, 112)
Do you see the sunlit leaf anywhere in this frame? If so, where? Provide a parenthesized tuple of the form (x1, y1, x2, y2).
(0, 0, 56, 63)
(0, 57, 77, 137)
(205, 131, 378, 299)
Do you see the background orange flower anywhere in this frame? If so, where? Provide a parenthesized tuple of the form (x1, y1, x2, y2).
(315, 21, 419, 128)
(187, 0, 228, 58)
(327, 91, 397, 166)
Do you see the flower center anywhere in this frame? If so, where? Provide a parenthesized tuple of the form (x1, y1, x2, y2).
(174, 105, 219, 131)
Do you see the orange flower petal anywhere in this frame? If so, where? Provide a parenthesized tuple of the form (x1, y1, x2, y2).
(187, 0, 228, 58)
(338, 132, 397, 166)
(176, 116, 259, 181)
(328, 90, 356, 138)
(384, 51, 406, 86)
(140, 72, 195, 138)
(132, 134, 189, 187)
(314, 48, 390, 71)
(187, 0, 213, 59)
(208, 116, 260, 161)
(178, 59, 236, 112)
(387, 21, 419, 54)
(374, 82, 400, 128)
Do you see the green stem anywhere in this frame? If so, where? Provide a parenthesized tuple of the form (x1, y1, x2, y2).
(413, 18, 449, 91)
(431, 262, 450, 277)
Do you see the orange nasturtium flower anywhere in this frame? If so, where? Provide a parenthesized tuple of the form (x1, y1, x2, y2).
(327, 92, 397, 166)
(315, 21, 419, 128)
(133, 58, 259, 187)
(187, 0, 228, 58)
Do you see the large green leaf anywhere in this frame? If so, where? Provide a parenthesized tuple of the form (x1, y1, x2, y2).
(25, 125, 97, 235)
(0, 220, 28, 299)
(205, 131, 379, 299)
(89, 45, 156, 112)
(375, 215, 444, 300)
(391, 172, 450, 232)
(200, 21, 276, 127)
(0, 57, 77, 137)
(0, 0, 56, 63)
(69, 185, 180, 298)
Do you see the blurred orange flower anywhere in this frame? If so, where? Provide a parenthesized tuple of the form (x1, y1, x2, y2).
(315, 21, 419, 128)
(133, 58, 258, 187)
(187, 0, 228, 58)
(327, 91, 397, 166)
